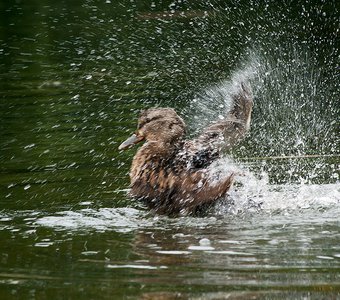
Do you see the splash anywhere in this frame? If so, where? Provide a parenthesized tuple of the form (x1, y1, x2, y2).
(31, 179, 339, 232)
(186, 53, 260, 135)
(184, 47, 339, 215)
(212, 163, 340, 216)
(249, 49, 339, 158)
(185, 47, 339, 184)
(24, 48, 340, 231)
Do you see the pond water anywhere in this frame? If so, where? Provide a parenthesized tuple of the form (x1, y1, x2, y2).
(0, 0, 339, 299)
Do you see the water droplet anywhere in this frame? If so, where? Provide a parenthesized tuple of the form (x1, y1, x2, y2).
(24, 144, 35, 149)
(199, 238, 211, 246)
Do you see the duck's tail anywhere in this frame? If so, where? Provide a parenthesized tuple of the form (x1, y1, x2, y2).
(196, 82, 254, 151)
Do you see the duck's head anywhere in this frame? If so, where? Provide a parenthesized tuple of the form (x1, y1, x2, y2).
(119, 108, 186, 150)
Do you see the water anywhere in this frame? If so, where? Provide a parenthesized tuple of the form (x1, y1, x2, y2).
(1, 0, 339, 299)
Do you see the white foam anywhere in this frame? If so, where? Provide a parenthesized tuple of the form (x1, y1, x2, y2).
(218, 175, 339, 215)
(106, 264, 167, 269)
(32, 178, 339, 233)
(156, 250, 191, 255)
(35, 207, 151, 232)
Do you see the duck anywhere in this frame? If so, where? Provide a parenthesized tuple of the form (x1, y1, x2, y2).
(119, 82, 253, 216)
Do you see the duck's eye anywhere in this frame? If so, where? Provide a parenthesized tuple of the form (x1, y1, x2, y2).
(137, 123, 143, 130)
(145, 115, 163, 126)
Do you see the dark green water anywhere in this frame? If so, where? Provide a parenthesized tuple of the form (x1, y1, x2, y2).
(0, 1, 339, 299)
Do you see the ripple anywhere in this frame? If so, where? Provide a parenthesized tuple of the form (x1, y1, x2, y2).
(35, 208, 153, 232)
(106, 264, 167, 270)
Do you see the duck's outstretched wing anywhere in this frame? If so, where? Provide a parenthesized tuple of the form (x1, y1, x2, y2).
(182, 82, 253, 169)
(196, 82, 253, 149)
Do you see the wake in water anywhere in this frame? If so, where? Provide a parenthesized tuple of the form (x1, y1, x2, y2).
(31, 180, 339, 232)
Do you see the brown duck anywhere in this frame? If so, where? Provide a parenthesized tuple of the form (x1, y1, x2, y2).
(119, 82, 253, 216)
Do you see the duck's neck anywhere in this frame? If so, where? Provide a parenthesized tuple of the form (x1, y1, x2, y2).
(130, 140, 182, 182)
(143, 140, 174, 156)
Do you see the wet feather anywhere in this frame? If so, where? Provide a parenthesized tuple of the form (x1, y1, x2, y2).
(119, 82, 253, 216)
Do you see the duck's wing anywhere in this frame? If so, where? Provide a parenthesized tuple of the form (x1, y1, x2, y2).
(177, 140, 220, 169)
(197, 82, 253, 149)
(181, 82, 253, 169)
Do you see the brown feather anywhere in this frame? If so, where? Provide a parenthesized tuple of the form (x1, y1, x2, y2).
(120, 82, 253, 216)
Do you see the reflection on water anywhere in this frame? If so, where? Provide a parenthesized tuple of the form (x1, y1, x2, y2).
(1, 181, 339, 298)
(1, 196, 340, 299)
(0, 0, 339, 299)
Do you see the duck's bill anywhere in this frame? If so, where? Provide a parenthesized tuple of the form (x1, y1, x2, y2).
(118, 134, 145, 150)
